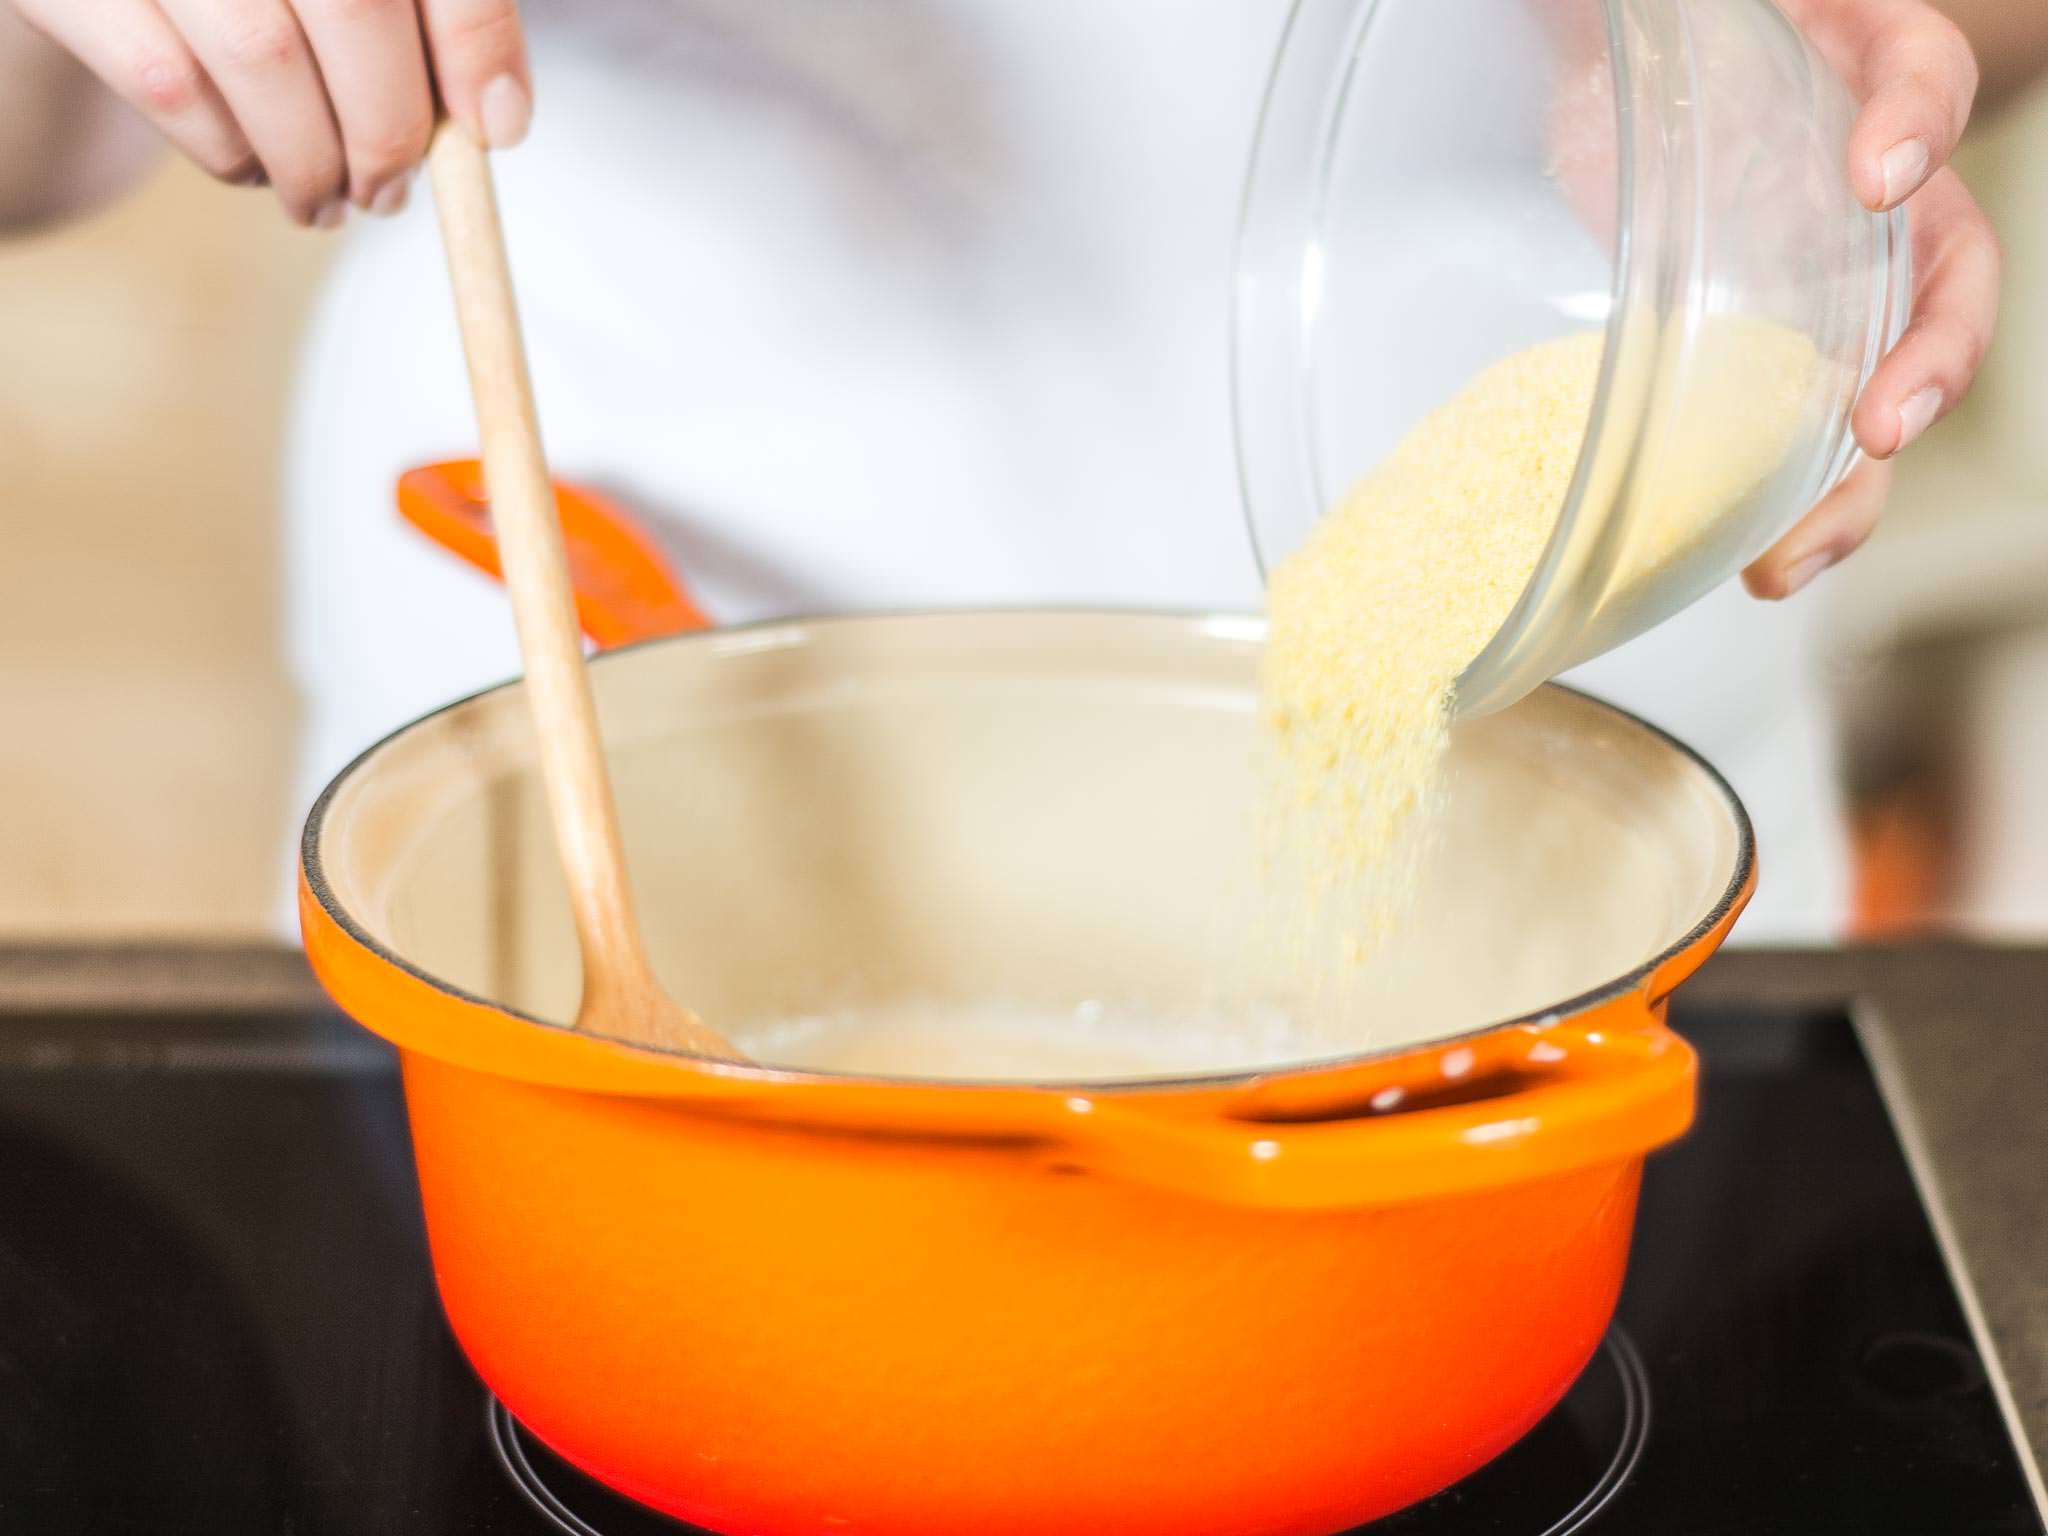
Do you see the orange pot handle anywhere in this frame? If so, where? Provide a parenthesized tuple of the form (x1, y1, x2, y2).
(1041, 1015, 1696, 1209)
(397, 459, 711, 648)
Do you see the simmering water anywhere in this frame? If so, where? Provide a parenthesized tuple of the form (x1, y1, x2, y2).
(732, 997, 1305, 1081)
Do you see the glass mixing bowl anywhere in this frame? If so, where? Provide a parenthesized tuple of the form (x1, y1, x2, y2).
(1233, 0, 1911, 716)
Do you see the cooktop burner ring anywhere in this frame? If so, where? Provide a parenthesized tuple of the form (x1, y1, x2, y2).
(1532, 1326, 1650, 1536)
(487, 1327, 1651, 1535)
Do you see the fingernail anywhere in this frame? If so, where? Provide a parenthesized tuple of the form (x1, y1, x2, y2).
(368, 175, 412, 217)
(479, 74, 531, 149)
(1781, 551, 1833, 597)
(313, 199, 349, 230)
(1896, 386, 1943, 451)
(1880, 137, 1929, 207)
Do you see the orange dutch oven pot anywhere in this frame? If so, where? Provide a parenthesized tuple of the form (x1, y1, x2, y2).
(300, 463, 1753, 1536)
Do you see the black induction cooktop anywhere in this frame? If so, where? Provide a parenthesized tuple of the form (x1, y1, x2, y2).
(0, 986, 2038, 1535)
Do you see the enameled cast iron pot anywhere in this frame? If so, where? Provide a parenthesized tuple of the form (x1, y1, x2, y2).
(299, 464, 1753, 1536)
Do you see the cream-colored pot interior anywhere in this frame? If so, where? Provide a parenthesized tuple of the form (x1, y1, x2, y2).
(310, 611, 1747, 1080)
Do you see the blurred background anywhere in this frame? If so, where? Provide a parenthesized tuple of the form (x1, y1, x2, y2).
(0, 47, 2042, 944)
(1831, 83, 2048, 937)
(0, 166, 325, 933)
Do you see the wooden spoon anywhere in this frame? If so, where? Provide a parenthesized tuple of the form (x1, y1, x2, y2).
(426, 125, 738, 1059)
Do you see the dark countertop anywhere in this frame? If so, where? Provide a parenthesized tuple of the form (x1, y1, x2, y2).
(0, 942, 2042, 1511)
(1685, 945, 2048, 1515)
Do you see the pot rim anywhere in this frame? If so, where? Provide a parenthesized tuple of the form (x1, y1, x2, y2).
(300, 606, 1753, 1094)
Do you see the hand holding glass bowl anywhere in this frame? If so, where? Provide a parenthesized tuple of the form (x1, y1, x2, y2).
(1751, 0, 2002, 599)
(1234, 0, 2004, 716)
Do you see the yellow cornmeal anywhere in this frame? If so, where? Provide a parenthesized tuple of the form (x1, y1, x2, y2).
(1261, 318, 1816, 959)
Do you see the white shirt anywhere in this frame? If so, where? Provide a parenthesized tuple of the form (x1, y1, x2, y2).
(282, 0, 1845, 940)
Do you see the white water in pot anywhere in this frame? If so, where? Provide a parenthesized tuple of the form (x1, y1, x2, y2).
(731, 997, 1306, 1081)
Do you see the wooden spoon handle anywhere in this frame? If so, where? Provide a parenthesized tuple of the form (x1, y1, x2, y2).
(425, 126, 668, 1034)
